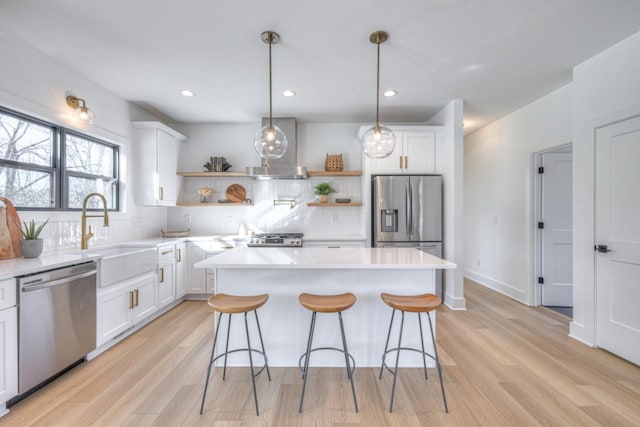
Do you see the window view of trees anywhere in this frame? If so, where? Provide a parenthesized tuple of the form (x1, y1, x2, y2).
(65, 133, 118, 209)
(0, 108, 119, 210)
(0, 113, 55, 208)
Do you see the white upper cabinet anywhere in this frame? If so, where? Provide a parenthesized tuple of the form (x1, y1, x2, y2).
(133, 122, 186, 206)
(360, 126, 442, 174)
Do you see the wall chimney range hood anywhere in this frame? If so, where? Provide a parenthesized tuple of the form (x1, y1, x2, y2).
(246, 117, 308, 179)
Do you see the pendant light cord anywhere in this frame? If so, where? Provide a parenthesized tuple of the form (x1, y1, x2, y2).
(269, 37, 273, 130)
(376, 39, 381, 131)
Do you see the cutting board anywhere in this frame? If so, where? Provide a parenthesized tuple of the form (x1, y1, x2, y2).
(0, 197, 22, 259)
(226, 184, 246, 203)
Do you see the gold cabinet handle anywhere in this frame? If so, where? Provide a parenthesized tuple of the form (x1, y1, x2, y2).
(161, 248, 173, 255)
(160, 267, 164, 283)
(129, 290, 134, 309)
(159, 187, 164, 200)
(135, 289, 139, 307)
(405, 155, 408, 169)
(399, 156, 403, 169)
(177, 248, 182, 262)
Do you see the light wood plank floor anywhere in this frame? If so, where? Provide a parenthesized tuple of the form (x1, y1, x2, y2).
(2, 279, 639, 426)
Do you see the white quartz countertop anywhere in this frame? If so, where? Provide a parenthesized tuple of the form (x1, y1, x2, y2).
(195, 247, 456, 270)
(0, 252, 103, 280)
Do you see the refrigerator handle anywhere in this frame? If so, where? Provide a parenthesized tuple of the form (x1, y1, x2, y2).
(409, 180, 414, 235)
(405, 182, 411, 236)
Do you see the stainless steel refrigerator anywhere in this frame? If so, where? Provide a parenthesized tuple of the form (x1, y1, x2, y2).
(372, 175, 443, 295)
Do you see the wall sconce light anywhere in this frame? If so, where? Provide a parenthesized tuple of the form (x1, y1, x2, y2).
(66, 95, 95, 124)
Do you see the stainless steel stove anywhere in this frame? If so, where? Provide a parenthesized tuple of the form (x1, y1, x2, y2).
(247, 233, 303, 247)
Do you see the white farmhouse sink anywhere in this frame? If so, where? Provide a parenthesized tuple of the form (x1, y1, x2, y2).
(82, 246, 158, 287)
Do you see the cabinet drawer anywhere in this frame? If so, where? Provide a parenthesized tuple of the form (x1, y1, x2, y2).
(158, 244, 176, 262)
(0, 278, 16, 310)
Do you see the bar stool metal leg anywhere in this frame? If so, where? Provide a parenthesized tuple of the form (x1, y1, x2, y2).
(222, 313, 232, 380)
(418, 313, 428, 380)
(200, 311, 223, 415)
(244, 311, 260, 416)
(254, 310, 271, 381)
(379, 309, 396, 379)
(389, 311, 405, 412)
(427, 311, 448, 413)
(338, 312, 359, 412)
(299, 312, 317, 412)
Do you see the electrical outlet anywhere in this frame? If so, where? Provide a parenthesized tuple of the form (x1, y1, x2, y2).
(330, 214, 338, 223)
(227, 216, 234, 224)
(476, 258, 481, 267)
(493, 215, 498, 225)
(184, 214, 191, 227)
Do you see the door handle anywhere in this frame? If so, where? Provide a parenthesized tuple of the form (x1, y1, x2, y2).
(594, 244, 612, 253)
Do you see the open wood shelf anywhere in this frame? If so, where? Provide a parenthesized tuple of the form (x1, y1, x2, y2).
(177, 171, 246, 177)
(307, 202, 363, 207)
(307, 171, 362, 177)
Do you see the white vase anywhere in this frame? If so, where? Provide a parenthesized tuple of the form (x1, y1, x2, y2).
(20, 239, 43, 258)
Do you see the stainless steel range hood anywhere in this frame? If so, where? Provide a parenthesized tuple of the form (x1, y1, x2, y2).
(246, 118, 307, 179)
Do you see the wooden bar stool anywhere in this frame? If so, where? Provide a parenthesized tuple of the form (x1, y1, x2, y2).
(379, 293, 448, 413)
(200, 293, 271, 416)
(298, 292, 359, 413)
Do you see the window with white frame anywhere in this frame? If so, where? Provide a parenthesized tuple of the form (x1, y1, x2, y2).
(0, 106, 119, 210)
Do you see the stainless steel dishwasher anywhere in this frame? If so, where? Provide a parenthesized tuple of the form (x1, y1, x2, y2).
(17, 261, 97, 395)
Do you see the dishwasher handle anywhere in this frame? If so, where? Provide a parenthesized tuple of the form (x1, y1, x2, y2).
(22, 270, 97, 292)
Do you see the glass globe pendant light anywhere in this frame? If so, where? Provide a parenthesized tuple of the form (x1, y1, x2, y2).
(360, 31, 396, 159)
(253, 31, 288, 160)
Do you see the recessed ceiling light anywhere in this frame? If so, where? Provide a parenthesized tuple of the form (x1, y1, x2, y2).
(282, 89, 296, 97)
(180, 89, 195, 97)
(383, 90, 398, 97)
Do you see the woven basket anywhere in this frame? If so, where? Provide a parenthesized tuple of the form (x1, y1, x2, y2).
(325, 153, 344, 172)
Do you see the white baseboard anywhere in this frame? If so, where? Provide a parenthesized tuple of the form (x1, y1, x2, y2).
(569, 322, 594, 347)
(464, 268, 529, 305)
(444, 292, 466, 310)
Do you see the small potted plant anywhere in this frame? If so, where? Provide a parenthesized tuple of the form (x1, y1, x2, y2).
(313, 182, 336, 203)
(15, 218, 49, 258)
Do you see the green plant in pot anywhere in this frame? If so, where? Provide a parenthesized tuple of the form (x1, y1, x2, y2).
(15, 219, 49, 258)
(313, 182, 336, 203)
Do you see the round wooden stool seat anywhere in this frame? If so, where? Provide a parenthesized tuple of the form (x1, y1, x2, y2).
(207, 293, 269, 313)
(380, 293, 441, 313)
(298, 292, 356, 313)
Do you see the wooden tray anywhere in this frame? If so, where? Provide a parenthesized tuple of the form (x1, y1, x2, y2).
(0, 197, 22, 259)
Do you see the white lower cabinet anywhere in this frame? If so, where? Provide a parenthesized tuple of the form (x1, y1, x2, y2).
(186, 241, 220, 294)
(0, 278, 17, 410)
(96, 272, 158, 346)
(0, 309, 17, 410)
(158, 244, 176, 308)
(175, 242, 187, 298)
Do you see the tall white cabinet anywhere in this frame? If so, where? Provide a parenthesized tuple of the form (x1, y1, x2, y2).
(133, 122, 186, 206)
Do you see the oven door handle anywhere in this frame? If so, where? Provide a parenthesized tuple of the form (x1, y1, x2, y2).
(22, 270, 96, 292)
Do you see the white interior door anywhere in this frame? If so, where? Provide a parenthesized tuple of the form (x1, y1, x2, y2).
(540, 151, 573, 306)
(595, 115, 640, 366)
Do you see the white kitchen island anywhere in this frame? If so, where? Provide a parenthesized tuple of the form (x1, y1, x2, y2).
(194, 247, 456, 368)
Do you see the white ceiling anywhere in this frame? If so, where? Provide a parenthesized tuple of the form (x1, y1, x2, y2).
(2, 0, 640, 134)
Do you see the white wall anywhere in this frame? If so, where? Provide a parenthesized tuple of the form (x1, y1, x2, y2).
(464, 85, 573, 304)
(167, 122, 366, 237)
(571, 30, 640, 345)
(428, 100, 466, 309)
(0, 34, 166, 252)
